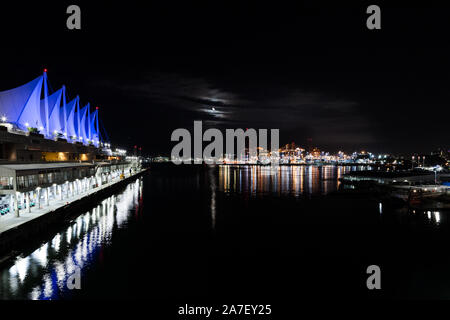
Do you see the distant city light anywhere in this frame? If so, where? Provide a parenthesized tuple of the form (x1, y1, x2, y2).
(1, 116, 6, 122)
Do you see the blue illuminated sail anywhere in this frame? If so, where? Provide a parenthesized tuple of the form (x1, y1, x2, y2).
(64, 98, 77, 139)
(79, 104, 88, 141)
(90, 109, 99, 143)
(0, 73, 107, 147)
(44, 88, 64, 134)
(0, 76, 44, 130)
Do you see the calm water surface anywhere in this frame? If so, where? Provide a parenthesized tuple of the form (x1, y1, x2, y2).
(1, 165, 449, 300)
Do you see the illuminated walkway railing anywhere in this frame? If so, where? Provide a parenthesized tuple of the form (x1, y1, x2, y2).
(0, 167, 139, 234)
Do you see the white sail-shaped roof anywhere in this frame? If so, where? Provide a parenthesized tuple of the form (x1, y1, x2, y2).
(0, 73, 106, 146)
(90, 109, 99, 143)
(79, 105, 88, 141)
(0, 75, 44, 130)
(64, 98, 77, 139)
(46, 88, 63, 134)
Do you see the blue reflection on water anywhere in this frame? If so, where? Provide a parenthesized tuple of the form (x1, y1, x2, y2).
(0, 179, 142, 300)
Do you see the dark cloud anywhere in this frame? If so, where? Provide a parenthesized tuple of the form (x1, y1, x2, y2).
(91, 69, 376, 152)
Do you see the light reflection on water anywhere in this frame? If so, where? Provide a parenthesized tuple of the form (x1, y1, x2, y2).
(0, 178, 143, 300)
(216, 165, 448, 227)
(218, 165, 370, 196)
(0, 166, 447, 300)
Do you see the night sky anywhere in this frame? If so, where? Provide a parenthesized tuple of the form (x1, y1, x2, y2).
(0, 1, 448, 155)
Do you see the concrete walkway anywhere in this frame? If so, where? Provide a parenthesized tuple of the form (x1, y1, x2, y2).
(0, 171, 140, 235)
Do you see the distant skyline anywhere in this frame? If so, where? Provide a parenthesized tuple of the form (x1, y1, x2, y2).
(0, 2, 448, 155)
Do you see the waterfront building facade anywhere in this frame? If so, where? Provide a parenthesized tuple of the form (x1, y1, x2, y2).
(0, 161, 138, 218)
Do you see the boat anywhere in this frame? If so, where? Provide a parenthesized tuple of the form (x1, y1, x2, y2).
(390, 185, 449, 202)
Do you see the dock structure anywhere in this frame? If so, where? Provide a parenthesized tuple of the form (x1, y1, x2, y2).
(341, 171, 450, 185)
(389, 184, 450, 202)
(0, 160, 140, 234)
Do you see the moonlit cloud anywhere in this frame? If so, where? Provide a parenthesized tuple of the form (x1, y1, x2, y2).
(93, 71, 375, 151)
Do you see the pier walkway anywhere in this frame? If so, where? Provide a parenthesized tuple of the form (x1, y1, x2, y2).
(0, 170, 142, 235)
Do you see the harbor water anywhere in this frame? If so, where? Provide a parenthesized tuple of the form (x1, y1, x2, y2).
(1, 164, 449, 300)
